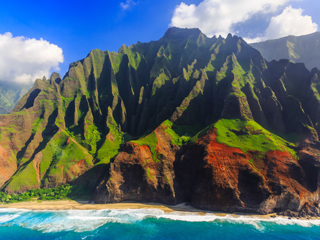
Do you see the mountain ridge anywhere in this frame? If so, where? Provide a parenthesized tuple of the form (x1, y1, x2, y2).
(250, 31, 320, 70)
(1, 27, 320, 216)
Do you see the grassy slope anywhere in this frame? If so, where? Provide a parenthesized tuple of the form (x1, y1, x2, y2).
(162, 120, 193, 145)
(4, 130, 94, 192)
(130, 120, 198, 162)
(1, 28, 313, 194)
(96, 124, 131, 165)
(214, 119, 297, 157)
(131, 132, 159, 162)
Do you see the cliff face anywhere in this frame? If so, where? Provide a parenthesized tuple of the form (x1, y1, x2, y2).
(1, 27, 320, 214)
(95, 119, 320, 214)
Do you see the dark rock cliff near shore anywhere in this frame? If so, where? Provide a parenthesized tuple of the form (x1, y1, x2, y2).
(1, 27, 320, 215)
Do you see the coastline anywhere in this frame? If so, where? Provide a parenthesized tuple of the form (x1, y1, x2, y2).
(0, 200, 276, 220)
(1, 202, 320, 238)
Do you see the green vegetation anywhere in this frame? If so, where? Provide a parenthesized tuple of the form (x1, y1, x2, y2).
(96, 123, 131, 164)
(41, 131, 92, 183)
(131, 132, 159, 162)
(250, 32, 320, 70)
(166, 176, 170, 184)
(96, 137, 120, 164)
(0, 184, 92, 203)
(231, 56, 255, 88)
(109, 51, 123, 74)
(4, 129, 94, 193)
(44, 132, 92, 182)
(152, 71, 170, 95)
(214, 119, 297, 157)
(0, 27, 319, 196)
(5, 163, 39, 192)
(146, 168, 154, 180)
(85, 122, 101, 155)
(189, 124, 214, 144)
(61, 96, 74, 112)
(162, 120, 191, 145)
(216, 56, 229, 82)
(31, 118, 44, 134)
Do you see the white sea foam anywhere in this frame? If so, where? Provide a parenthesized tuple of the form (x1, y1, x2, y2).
(1, 207, 320, 232)
(0, 208, 30, 213)
(81, 235, 96, 240)
(0, 214, 20, 223)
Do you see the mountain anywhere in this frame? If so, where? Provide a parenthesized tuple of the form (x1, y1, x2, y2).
(0, 82, 32, 114)
(1, 27, 320, 215)
(250, 31, 320, 70)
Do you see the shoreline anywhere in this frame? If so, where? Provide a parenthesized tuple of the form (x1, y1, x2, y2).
(0, 200, 278, 220)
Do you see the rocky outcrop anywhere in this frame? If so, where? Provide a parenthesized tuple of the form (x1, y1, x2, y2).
(0, 28, 320, 215)
(94, 124, 320, 215)
(95, 124, 181, 204)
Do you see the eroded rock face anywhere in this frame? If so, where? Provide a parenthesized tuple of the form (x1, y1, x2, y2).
(176, 129, 270, 212)
(94, 126, 320, 214)
(177, 131, 320, 213)
(1, 28, 320, 216)
(95, 125, 181, 204)
(0, 146, 17, 187)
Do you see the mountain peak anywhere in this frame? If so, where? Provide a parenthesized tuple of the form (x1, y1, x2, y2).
(1, 28, 320, 218)
(50, 72, 61, 85)
(163, 27, 202, 39)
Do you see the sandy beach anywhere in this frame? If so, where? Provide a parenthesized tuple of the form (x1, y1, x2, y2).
(0, 200, 277, 220)
(0, 200, 213, 212)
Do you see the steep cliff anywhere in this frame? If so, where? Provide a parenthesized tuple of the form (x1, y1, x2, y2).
(1, 27, 320, 215)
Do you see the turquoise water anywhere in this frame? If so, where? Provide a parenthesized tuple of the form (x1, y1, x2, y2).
(1, 207, 320, 239)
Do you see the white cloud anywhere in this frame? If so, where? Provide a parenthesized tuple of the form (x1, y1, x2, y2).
(0, 32, 63, 84)
(170, 0, 295, 37)
(120, 0, 137, 10)
(264, 6, 318, 39)
(243, 6, 318, 43)
(243, 36, 265, 44)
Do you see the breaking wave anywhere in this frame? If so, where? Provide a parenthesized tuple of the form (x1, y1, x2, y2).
(0, 206, 320, 233)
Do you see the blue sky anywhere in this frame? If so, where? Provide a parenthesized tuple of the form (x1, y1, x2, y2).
(0, 0, 319, 83)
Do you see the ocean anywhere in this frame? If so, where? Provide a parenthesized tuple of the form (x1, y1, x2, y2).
(1, 208, 320, 240)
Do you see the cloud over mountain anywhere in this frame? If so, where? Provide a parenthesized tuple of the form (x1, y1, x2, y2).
(265, 6, 318, 39)
(0, 32, 63, 84)
(170, 0, 318, 41)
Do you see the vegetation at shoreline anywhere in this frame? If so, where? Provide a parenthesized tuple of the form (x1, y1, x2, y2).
(0, 184, 91, 203)
(0, 27, 320, 216)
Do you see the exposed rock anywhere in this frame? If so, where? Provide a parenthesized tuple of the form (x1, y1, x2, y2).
(95, 124, 181, 204)
(0, 28, 320, 215)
